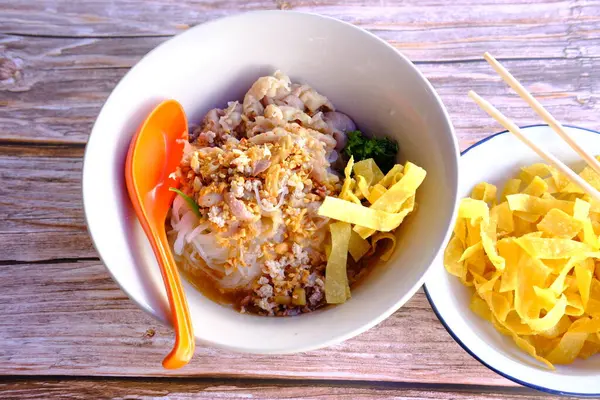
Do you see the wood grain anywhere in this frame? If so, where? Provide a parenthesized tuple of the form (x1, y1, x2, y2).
(0, 378, 573, 400)
(2, 34, 600, 145)
(2, 0, 600, 62)
(0, 146, 95, 262)
(3, 0, 600, 396)
(0, 259, 513, 386)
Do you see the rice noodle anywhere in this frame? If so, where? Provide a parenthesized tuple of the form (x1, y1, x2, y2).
(171, 200, 199, 255)
(186, 222, 210, 242)
(168, 71, 352, 312)
(254, 185, 288, 212)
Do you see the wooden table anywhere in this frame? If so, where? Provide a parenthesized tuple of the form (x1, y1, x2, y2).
(0, 1, 596, 398)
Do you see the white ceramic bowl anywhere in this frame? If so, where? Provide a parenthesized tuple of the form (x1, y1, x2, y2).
(426, 125, 600, 396)
(83, 10, 459, 353)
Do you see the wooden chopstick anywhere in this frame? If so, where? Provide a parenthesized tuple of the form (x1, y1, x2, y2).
(468, 90, 600, 203)
(483, 52, 600, 176)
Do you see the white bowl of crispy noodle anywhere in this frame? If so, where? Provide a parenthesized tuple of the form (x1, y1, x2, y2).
(83, 11, 459, 353)
(426, 125, 600, 396)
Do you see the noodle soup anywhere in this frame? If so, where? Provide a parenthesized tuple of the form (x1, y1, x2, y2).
(168, 72, 425, 316)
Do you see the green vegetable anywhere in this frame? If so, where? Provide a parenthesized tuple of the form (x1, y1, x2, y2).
(343, 130, 399, 173)
(169, 188, 201, 218)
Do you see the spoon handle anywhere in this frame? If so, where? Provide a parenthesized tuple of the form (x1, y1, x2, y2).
(147, 225, 195, 369)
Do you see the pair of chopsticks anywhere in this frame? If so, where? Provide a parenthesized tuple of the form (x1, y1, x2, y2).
(469, 52, 600, 203)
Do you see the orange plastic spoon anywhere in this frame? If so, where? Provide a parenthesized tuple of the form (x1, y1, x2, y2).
(125, 99, 195, 369)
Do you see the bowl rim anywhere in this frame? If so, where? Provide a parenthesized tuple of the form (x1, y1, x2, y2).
(82, 9, 460, 353)
(424, 123, 600, 398)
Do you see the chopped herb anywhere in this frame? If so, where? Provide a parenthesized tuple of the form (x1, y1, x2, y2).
(343, 130, 399, 173)
(169, 187, 201, 217)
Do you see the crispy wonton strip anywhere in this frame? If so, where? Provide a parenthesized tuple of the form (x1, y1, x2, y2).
(325, 222, 351, 304)
(353, 158, 384, 186)
(348, 230, 371, 262)
(353, 162, 425, 238)
(319, 197, 411, 232)
(370, 232, 397, 261)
